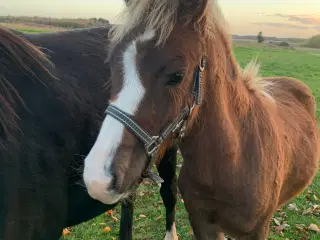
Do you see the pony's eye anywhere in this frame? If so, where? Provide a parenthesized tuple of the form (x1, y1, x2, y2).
(166, 72, 184, 86)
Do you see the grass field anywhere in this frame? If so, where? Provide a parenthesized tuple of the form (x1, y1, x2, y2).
(58, 43, 320, 239)
(0, 23, 63, 33)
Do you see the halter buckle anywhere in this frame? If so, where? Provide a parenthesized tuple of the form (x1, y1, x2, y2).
(145, 136, 162, 156)
(172, 119, 184, 133)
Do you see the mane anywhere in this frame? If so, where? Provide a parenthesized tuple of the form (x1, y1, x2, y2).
(109, 0, 228, 46)
(109, 0, 274, 102)
(0, 27, 54, 145)
(241, 58, 275, 103)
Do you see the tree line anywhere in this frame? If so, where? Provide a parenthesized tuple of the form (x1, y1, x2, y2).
(0, 16, 110, 29)
(257, 31, 320, 49)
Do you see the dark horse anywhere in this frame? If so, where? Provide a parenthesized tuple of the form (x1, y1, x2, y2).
(0, 26, 178, 240)
(83, 0, 320, 239)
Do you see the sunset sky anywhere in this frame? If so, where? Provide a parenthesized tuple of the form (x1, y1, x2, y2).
(1, 0, 319, 38)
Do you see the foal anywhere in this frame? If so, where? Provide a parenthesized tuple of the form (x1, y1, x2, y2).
(83, 0, 319, 239)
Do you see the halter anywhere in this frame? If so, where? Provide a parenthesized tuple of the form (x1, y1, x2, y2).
(106, 56, 207, 184)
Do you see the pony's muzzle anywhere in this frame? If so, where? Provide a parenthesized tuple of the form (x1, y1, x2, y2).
(85, 178, 123, 205)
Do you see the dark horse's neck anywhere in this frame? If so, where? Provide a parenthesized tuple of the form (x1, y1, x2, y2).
(179, 34, 253, 188)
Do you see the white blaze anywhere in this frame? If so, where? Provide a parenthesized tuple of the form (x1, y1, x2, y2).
(83, 30, 155, 204)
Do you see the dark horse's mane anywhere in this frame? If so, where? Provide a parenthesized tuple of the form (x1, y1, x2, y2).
(0, 27, 54, 146)
(0, 26, 111, 149)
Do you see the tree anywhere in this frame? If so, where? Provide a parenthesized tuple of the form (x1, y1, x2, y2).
(97, 18, 109, 24)
(257, 31, 264, 43)
(279, 41, 290, 47)
(303, 34, 320, 49)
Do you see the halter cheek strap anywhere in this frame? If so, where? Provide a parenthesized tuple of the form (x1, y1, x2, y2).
(106, 104, 191, 184)
(105, 56, 207, 184)
(193, 56, 206, 105)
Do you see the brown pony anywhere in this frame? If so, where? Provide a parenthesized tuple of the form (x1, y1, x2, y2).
(83, 0, 320, 239)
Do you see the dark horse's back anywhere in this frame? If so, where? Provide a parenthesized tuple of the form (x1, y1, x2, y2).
(0, 26, 114, 240)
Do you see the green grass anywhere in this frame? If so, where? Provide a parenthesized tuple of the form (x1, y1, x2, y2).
(17, 28, 54, 33)
(0, 23, 63, 34)
(61, 46, 320, 240)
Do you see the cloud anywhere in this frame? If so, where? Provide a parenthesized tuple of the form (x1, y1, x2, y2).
(256, 14, 320, 33)
(274, 13, 320, 26)
(253, 22, 310, 30)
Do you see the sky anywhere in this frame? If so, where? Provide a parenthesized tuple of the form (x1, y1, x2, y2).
(1, 0, 319, 38)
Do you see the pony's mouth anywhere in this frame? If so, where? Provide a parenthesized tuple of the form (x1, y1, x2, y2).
(85, 180, 125, 205)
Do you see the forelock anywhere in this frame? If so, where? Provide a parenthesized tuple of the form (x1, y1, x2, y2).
(109, 0, 179, 47)
(109, 0, 229, 47)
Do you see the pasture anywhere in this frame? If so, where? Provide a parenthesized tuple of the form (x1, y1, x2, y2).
(58, 43, 320, 239)
(4, 22, 319, 239)
(0, 23, 63, 33)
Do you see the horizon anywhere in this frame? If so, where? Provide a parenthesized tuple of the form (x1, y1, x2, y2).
(1, 0, 319, 38)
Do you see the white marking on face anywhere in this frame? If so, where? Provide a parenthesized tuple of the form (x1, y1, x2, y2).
(164, 222, 179, 240)
(83, 30, 156, 204)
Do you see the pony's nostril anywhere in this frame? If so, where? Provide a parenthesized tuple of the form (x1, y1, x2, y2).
(109, 175, 118, 191)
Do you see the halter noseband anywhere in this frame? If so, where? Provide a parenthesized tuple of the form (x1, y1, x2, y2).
(105, 56, 207, 184)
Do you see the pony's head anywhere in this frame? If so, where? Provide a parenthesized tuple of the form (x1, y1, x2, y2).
(83, 0, 225, 204)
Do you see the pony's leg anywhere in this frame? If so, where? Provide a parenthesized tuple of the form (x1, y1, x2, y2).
(157, 147, 178, 240)
(179, 176, 225, 240)
(238, 217, 271, 240)
(188, 215, 225, 240)
(118, 193, 136, 240)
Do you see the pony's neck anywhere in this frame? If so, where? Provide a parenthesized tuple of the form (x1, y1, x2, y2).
(179, 34, 251, 184)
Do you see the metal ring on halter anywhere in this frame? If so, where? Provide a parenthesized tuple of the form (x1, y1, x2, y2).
(145, 136, 162, 156)
(199, 56, 207, 72)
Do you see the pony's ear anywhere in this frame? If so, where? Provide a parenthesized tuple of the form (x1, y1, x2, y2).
(123, 0, 131, 6)
(178, 0, 209, 24)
